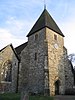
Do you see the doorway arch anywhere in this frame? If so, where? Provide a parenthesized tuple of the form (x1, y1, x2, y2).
(55, 80, 60, 95)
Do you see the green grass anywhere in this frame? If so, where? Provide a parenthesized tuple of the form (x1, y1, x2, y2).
(29, 96, 54, 100)
(0, 93, 20, 100)
(0, 93, 54, 100)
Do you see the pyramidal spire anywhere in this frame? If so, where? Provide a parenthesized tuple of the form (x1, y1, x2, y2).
(27, 9, 64, 37)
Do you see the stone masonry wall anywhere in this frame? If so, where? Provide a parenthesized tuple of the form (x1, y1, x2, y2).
(46, 28, 65, 95)
(19, 45, 29, 92)
(28, 28, 46, 94)
(20, 27, 74, 96)
(11, 53, 19, 92)
(63, 47, 74, 90)
(0, 45, 19, 93)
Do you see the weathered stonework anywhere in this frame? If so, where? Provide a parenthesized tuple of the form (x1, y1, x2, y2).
(63, 47, 74, 90)
(0, 44, 19, 93)
(0, 9, 74, 96)
(19, 45, 29, 92)
(27, 28, 46, 94)
(20, 27, 74, 96)
(46, 28, 65, 95)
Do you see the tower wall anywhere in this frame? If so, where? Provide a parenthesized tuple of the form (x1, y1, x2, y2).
(20, 27, 74, 96)
(46, 28, 65, 95)
(28, 28, 46, 94)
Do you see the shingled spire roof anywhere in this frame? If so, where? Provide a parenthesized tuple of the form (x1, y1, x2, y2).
(27, 9, 64, 37)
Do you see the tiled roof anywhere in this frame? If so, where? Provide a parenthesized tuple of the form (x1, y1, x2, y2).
(27, 9, 64, 37)
(15, 42, 28, 55)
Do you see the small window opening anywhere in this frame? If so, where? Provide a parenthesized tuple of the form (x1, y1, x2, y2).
(35, 53, 37, 60)
(35, 34, 38, 41)
(54, 34, 57, 40)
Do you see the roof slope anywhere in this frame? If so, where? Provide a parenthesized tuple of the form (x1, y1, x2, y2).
(15, 42, 28, 55)
(27, 9, 64, 37)
(0, 44, 20, 61)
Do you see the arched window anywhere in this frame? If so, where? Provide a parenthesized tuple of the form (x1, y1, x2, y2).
(1, 60, 12, 82)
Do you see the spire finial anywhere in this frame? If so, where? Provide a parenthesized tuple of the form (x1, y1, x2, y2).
(44, 0, 46, 9)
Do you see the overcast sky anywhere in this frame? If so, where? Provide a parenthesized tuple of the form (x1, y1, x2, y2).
(0, 0, 75, 54)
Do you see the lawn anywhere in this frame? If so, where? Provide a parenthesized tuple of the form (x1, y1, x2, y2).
(0, 93, 54, 100)
(29, 96, 54, 100)
(0, 93, 20, 100)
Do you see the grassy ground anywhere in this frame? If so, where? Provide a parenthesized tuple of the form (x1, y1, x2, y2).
(29, 96, 54, 100)
(0, 93, 54, 100)
(0, 93, 20, 100)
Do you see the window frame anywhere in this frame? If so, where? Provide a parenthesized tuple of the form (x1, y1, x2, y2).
(1, 60, 12, 82)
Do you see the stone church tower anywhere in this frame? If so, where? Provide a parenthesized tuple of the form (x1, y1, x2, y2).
(20, 9, 74, 96)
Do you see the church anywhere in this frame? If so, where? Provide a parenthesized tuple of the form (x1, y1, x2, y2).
(0, 8, 74, 96)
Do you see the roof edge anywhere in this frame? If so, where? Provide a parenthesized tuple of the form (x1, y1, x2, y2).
(0, 44, 20, 61)
(27, 26, 65, 37)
